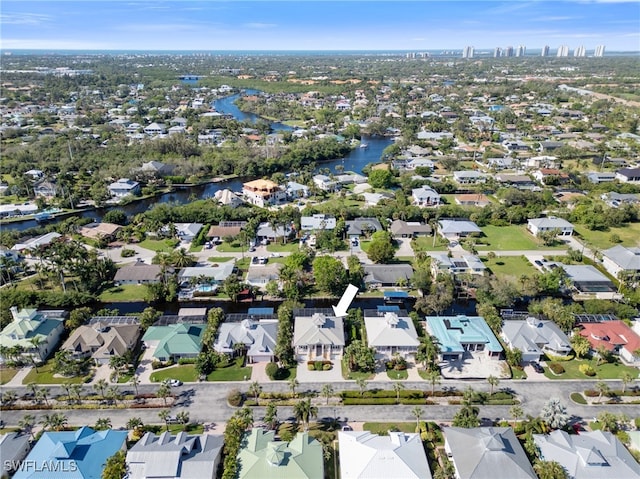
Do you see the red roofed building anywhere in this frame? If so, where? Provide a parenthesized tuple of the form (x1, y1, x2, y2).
(577, 320, 640, 365)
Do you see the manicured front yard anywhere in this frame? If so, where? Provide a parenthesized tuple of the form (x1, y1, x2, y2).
(0, 368, 19, 385)
(150, 365, 198, 383)
(139, 238, 178, 253)
(216, 241, 245, 253)
(266, 242, 300, 253)
(575, 222, 640, 250)
(411, 236, 449, 252)
(99, 284, 147, 302)
(206, 256, 234, 263)
(386, 369, 408, 380)
(477, 225, 552, 251)
(22, 362, 91, 385)
(207, 358, 252, 381)
(341, 359, 375, 380)
(481, 256, 537, 280)
(363, 422, 417, 434)
(544, 357, 639, 380)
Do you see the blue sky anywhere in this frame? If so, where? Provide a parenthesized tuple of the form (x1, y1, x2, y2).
(1, 1, 639, 51)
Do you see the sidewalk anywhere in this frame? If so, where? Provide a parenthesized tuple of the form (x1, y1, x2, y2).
(3, 367, 32, 387)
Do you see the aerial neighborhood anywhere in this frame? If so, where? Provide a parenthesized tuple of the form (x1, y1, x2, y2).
(1, 47, 640, 479)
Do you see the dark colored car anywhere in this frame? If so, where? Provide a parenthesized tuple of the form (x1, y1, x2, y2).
(531, 362, 544, 373)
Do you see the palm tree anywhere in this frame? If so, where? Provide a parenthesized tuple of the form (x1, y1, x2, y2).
(26, 382, 39, 404)
(130, 375, 141, 397)
(126, 416, 144, 433)
(28, 336, 44, 368)
(18, 414, 36, 440)
(392, 382, 405, 404)
(158, 410, 170, 432)
(61, 382, 73, 404)
(248, 381, 262, 402)
(263, 403, 278, 430)
(94, 378, 108, 400)
(321, 384, 334, 405)
(620, 371, 634, 394)
(171, 248, 196, 268)
(411, 406, 424, 429)
(595, 381, 610, 403)
(176, 411, 190, 431)
(35, 387, 50, 407)
(288, 378, 300, 398)
(41, 412, 67, 431)
(356, 378, 368, 397)
(69, 384, 83, 405)
(106, 385, 121, 405)
(487, 375, 499, 395)
(1, 390, 18, 407)
(425, 370, 441, 396)
(293, 398, 318, 431)
(157, 383, 171, 406)
(533, 460, 569, 479)
(509, 405, 524, 428)
(94, 417, 112, 430)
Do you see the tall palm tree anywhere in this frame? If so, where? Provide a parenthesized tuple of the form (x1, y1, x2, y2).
(28, 336, 44, 367)
(411, 406, 424, 429)
(392, 382, 405, 404)
(288, 378, 300, 398)
(487, 375, 499, 395)
(157, 383, 171, 406)
(41, 412, 67, 431)
(61, 382, 73, 404)
(509, 405, 524, 428)
(595, 381, 610, 403)
(18, 414, 36, 440)
(130, 375, 141, 397)
(1, 390, 18, 407)
(426, 370, 441, 396)
(69, 384, 83, 405)
(620, 371, 634, 394)
(158, 410, 170, 432)
(264, 403, 278, 430)
(35, 387, 50, 407)
(248, 381, 262, 402)
(94, 378, 108, 400)
(106, 385, 121, 406)
(293, 398, 318, 431)
(321, 384, 334, 405)
(356, 378, 368, 397)
(126, 417, 144, 434)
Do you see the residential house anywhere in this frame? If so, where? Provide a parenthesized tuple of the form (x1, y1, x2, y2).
(501, 318, 571, 363)
(293, 311, 345, 361)
(527, 217, 574, 236)
(438, 219, 482, 240)
(301, 214, 336, 231)
(0, 203, 39, 219)
(78, 222, 122, 242)
(11, 232, 62, 253)
(178, 264, 235, 286)
(533, 169, 569, 185)
(126, 431, 224, 479)
(214, 189, 244, 208)
(362, 192, 393, 206)
(453, 171, 487, 185)
(138, 160, 175, 177)
(587, 171, 617, 184)
(285, 181, 310, 199)
(538, 141, 565, 153)
(61, 321, 140, 365)
(206, 221, 246, 242)
(214, 318, 278, 363)
(256, 222, 295, 243)
(455, 193, 490, 207)
(338, 431, 432, 479)
(142, 323, 206, 362)
(245, 262, 282, 290)
(363, 264, 414, 288)
(389, 219, 432, 238)
(33, 179, 57, 198)
(502, 140, 530, 152)
(313, 174, 339, 192)
(615, 168, 640, 183)
(495, 174, 537, 190)
(484, 157, 518, 170)
(601, 245, 640, 280)
(412, 186, 441, 207)
(0, 432, 31, 476)
(108, 178, 141, 198)
(0, 307, 66, 363)
(335, 173, 367, 186)
(533, 430, 640, 479)
(443, 427, 536, 479)
(143, 122, 166, 135)
(13, 426, 127, 479)
(425, 315, 503, 361)
(236, 428, 323, 479)
(364, 311, 420, 359)
(242, 179, 286, 207)
(577, 320, 640, 365)
(601, 192, 640, 208)
(431, 254, 486, 276)
(345, 218, 383, 239)
(174, 223, 204, 242)
(114, 262, 162, 285)
(560, 264, 618, 297)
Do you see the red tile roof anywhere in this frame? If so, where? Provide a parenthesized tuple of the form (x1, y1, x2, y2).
(578, 320, 640, 353)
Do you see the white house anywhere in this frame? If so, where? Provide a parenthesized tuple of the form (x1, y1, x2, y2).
(601, 245, 640, 280)
(453, 170, 487, 184)
(364, 311, 420, 359)
(301, 214, 336, 231)
(242, 179, 286, 207)
(527, 217, 574, 236)
(293, 312, 345, 361)
(431, 254, 486, 276)
(0, 308, 66, 363)
(615, 168, 640, 183)
(438, 219, 482, 239)
(214, 318, 278, 363)
(412, 186, 441, 207)
(108, 178, 140, 198)
(501, 318, 571, 363)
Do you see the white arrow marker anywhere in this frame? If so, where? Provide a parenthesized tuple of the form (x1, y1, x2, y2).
(332, 284, 359, 317)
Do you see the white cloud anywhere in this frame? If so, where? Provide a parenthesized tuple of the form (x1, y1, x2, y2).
(0, 13, 53, 26)
(243, 22, 277, 29)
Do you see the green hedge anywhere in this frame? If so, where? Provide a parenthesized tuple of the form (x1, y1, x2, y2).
(549, 362, 565, 374)
(343, 398, 398, 405)
(340, 389, 425, 399)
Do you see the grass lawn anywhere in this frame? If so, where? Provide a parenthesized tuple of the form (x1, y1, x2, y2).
(139, 238, 178, 253)
(477, 225, 551, 251)
(267, 242, 300, 253)
(0, 368, 19, 385)
(207, 358, 252, 381)
(150, 365, 198, 383)
(411, 236, 449, 252)
(575, 222, 640, 250)
(99, 284, 147, 302)
(22, 362, 90, 385)
(206, 256, 234, 263)
(189, 244, 204, 252)
(386, 369, 408, 380)
(363, 422, 417, 434)
(341, 359, 375, 380)
(481, 256, 537, 280)
(215, 241, 245, 253)
(511, 367, 528, 380)
(544, 358, 639, 380)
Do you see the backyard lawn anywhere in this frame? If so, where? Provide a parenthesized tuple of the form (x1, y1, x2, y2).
(575, 222, 640, 250)
(22, 361, 91, 385)
(139, 238, 178, 253)
(543, 357, 639, 380)
(0, 368, 18, 385)
(476, 225, 549, 251)
(481, 256, 537, 280)
(99, 284, 147, 302)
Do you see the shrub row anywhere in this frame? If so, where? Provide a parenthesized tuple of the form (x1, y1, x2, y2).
(259, 392, 294, 400)
(548, 363, 565, 375)
(178, 357, 197, 365)
(307, 361, 332, 371)
(340, 389, 424, 399)
(343, 398, 398, 405)
(486, 399, 519, 405)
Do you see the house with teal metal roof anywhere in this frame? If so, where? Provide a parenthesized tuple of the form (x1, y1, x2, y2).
(142, 323, 205, 362)
(236, 428, 323, 479)
(0, 307, 66, 364)
(13, 426, 127, 479)
(425, 315, 502, 361)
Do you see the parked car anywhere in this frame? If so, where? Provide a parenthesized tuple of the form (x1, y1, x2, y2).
(167, 379, 183, 387)
(531, 362, 544, 373)
(166, 415, 180, 424)
(251, 256, 259, 264)
(342, 425, 353, 431)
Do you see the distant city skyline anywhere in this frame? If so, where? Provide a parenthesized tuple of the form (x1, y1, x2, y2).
(1, 1, 639, 52)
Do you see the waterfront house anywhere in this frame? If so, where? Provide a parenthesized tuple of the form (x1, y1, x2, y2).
(338, 431, 432, 479)
(0, 307, 66, 364)
(363, 264, 414, 288)
(425, 315, 503, 361)
(242, 179, 286, 207)
(501, 318, 571, 363)
(108, 178, 140, 198)
(527, 217, 574, 237)
(285, 181, 310, 199)
(11, 232, 63, 253)
(236, 429, 323, 479)
(364, 311, 420, 360)
(430, 254, 486, 276)
(61, 321, 141, 365)
(301, 214, 336, 231)
(78, 222, 122, 242)
(206, 221, 247, 242)
(293, 311, 345, 361)
(214, 318, 278, 363)
(142, 323, 206, 362)
(126, 431, 224, 479)
(178, 263, 235, 286)
(33, 179, 58, 198)
(312, 174, 340, 192)
(13, 426, 127, 479)
(443, 427, 536, 479)
(214, 189, 244, 208)
(114, 262, 162, 285)
(533, 430, 640, 479)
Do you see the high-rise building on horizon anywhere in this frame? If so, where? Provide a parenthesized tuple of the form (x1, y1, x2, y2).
(494, 47, 501, 58)
(574, 45, 586, 57)
(594, 45, 606, 57)
(515, 45, 526, 57)
(557, 45, 570, 57)
(462, 46, 474, 58)
(541, 45, 550, 57)
(505, 46, 514, 57)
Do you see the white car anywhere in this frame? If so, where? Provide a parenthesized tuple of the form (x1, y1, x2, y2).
(167, 379, 183, 387)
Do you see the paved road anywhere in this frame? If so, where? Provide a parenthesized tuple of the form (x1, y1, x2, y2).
(3, 379, 635, 428)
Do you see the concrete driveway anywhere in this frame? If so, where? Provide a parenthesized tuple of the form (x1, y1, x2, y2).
(394, 238, 414, 258)
(99, 244, 156, 265)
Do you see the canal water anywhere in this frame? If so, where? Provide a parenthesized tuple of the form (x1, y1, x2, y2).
(5, 92, 392, 232)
